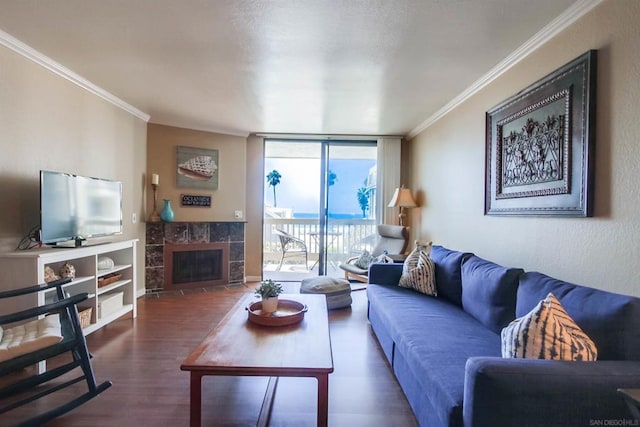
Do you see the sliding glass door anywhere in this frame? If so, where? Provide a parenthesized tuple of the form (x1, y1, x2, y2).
(263, 139, 377, 281)
(324, 143, 377, 277)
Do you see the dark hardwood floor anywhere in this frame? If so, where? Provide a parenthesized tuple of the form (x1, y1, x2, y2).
(4, 283, 417, 426)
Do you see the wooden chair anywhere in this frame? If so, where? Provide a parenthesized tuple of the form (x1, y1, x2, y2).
(273, 229, 308, 271)
(0, 278, 111, 425)
(339, 224, 409, 283)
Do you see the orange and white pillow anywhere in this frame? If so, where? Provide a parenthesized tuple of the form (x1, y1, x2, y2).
(501, 293, 597, 361)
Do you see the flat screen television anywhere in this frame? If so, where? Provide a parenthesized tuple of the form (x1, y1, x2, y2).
(40, 170, 123, 246)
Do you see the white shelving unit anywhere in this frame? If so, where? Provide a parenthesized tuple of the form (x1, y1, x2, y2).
(0, 239, 138, 334)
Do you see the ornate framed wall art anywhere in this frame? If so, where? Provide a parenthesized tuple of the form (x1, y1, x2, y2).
(485, 50, 597, 217)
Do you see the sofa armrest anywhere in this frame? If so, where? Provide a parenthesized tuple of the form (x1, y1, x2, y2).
(368, 263, 403, 286)
(464, 357, 640, 427)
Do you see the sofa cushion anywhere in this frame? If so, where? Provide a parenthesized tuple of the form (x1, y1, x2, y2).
(431, 245, 473, 307)
(517, 272, 640, 360)
(461, 255, 523, 334)
(368, 262, 403, 286)
(502, 292, 598, 361)
(399, 242, 436, 296)
(367, 283, 501, 426)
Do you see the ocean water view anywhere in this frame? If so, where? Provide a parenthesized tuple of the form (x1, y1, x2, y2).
(293, 212, 367, 220)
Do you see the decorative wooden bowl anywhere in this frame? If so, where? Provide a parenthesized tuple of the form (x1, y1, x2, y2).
(246, 299, 308, 327)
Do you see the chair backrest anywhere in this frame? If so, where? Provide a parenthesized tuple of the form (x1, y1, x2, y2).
(371, 225, 409, 257)
(273, 228, 306, 250)
(273, 228, 292, 246)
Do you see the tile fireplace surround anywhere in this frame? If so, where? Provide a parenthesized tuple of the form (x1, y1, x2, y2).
(145, 221, 245, 292)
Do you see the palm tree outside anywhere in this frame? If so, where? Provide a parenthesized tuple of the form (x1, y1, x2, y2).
(357, 186, 369, 218)
(328, 169, 337, 187)
(266, 169, 282, 207)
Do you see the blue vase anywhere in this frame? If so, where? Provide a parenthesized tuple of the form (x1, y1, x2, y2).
(160, 199, 174, 222)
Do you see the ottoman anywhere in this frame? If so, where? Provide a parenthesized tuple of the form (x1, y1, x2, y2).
(300, 277, 352, 310)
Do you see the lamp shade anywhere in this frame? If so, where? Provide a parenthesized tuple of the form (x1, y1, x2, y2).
(388, 187, 417, 208)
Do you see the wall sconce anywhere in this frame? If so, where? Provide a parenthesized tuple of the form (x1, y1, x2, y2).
(388, 186, 417, 226)
(149, 173, 161, 222)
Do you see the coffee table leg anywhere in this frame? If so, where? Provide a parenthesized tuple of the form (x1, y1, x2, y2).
(190, 373, 203, 427)
(316, 374, 329, 427)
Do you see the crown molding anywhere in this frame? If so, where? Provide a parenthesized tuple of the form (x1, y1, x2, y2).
(0, 29, 150, 122)
(149, 119, 250, 138)
(406, 0, 604, 140)
(255, 133, 403, 140)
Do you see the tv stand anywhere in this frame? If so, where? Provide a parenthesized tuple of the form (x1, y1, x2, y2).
(0, 239, 138, 336)
(49, 237, 87, 248)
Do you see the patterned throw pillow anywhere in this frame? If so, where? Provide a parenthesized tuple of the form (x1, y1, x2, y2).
(354, 250, 375, 269)
(501, 292, 598, 361)
(398, 241, 437, 296)
(375, 252, 394, 264)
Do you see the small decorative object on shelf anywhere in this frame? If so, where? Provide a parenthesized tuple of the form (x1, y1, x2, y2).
(254, 279, 283, 314)
(98, 273, 122, 288)
(78, 307, 93, 328)
(97, 256, 115, 271)
(59, 262, 76, 279)
(160, 199, 174, 222)
(44, 266, 60, 283)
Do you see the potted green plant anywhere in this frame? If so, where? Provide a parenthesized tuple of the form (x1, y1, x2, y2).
(254, 279, 283, 313)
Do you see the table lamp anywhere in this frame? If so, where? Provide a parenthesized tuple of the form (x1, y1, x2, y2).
(388, 186, 417, 226)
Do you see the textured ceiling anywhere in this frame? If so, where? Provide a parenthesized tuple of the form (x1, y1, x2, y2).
(0, 0, 579, 137)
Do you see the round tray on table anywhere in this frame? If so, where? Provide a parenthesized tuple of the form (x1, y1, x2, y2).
(246, 299, 308, 327)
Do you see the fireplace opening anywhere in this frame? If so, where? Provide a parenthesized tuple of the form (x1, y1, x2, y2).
(173, 249, 222, 284)
(164, 242, 229, 290)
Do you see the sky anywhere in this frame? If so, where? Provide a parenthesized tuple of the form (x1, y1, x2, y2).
(264, 158, 375, 218)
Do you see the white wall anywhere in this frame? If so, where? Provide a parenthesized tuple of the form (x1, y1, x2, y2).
(408, 0, 640, 296)
(0, 43, 147, 293)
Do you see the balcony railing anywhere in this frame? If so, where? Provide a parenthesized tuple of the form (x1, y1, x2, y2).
(263, 218, 377, 267)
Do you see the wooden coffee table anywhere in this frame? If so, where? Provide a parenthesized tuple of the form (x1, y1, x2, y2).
(181, 293, 334, 426)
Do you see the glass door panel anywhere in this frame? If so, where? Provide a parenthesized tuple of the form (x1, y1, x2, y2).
(325, 143, 377, 278)
(264, 140, 321, 281)
(263, 139, 377, 281)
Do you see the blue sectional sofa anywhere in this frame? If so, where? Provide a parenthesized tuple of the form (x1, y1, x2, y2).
(366, 245, 640, 426)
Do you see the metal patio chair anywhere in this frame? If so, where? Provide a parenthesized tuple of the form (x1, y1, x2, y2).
(273, 229, 309, 271)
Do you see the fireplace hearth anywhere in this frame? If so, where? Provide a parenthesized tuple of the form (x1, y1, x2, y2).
(145, 221, 245, 292)
(173, 249, 222, 284)
(164, 242, 229, 290)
